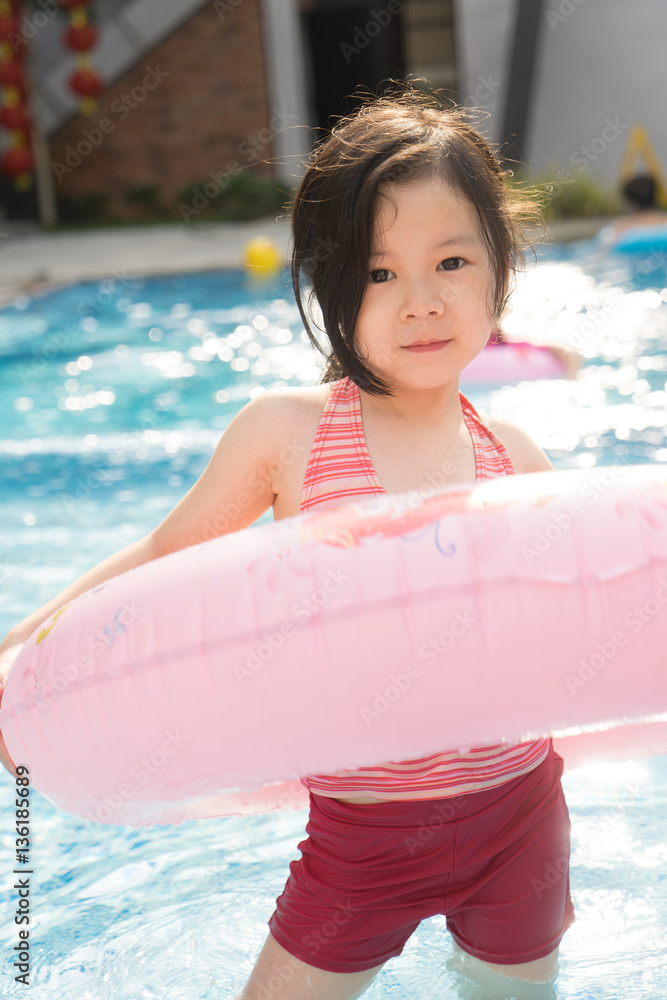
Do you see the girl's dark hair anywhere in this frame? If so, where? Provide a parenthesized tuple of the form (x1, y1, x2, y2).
(290, 83, 544, 394)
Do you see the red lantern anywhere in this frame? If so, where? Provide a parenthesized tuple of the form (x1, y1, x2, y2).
(0, 16, 19, 39)
(0, 58, 22, 87)
(0, 3, 33, 189)
(58, 3, 105, 113)
(0, 103, 29, 129)
(0, 145, 34, 177)
(0, 34, 25, 63)
(64, 24, 98, 51)
(69, 67, 103, 98)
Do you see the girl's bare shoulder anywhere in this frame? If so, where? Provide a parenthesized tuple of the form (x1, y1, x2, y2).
(248, 382, 332, 437)
(483, 413, 553, 475)
(248, 383, 334, 518)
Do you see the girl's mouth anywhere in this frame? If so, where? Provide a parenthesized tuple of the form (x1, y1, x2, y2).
(402, 340, 450, 353)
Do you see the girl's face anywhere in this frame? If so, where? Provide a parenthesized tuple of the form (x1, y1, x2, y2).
(354, 174, 496, 393)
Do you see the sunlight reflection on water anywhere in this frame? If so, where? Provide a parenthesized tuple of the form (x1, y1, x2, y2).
(0, 243, 666, 998)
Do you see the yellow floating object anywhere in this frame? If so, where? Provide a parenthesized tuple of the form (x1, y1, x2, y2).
(242, 237, 283, 277)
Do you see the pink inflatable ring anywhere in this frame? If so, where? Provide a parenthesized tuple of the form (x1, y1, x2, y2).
(2, 464, 667, 826)
(461, 342, 565, 385)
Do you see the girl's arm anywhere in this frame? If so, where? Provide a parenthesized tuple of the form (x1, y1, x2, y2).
(0, 392, 296, 770)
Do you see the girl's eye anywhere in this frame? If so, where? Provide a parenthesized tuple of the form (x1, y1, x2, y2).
(438, 257, 465, 271)
(368, 268, 393, 283)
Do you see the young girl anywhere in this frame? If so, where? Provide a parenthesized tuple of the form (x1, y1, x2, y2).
(0, 88, 574, 998)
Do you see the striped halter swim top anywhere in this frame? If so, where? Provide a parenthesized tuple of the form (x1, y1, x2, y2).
(300, 376, 549, 800)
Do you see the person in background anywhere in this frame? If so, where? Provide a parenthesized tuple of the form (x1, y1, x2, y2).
(600, 173, 667, 243)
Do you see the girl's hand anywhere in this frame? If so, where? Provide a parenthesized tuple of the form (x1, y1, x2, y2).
(547, 343, 582, 380)
(0, 640, 22, 776)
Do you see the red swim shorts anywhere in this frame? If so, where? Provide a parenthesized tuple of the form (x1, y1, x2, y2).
(268, 742, 574, 974)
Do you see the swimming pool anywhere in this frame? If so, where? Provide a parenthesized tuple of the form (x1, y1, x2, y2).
(0, 241, 666, 998)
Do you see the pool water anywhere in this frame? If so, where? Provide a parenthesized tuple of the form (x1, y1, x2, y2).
(1, 242, 666, 998)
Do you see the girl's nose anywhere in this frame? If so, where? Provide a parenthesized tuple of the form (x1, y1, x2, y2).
(399, 280, 445, 322)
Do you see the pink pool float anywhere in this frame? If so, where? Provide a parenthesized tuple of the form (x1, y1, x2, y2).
(461, 341, 567, 385)
(2, 465, 666, 826)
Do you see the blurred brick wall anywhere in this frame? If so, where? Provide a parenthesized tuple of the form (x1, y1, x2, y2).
(49, 0, 274, 220)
